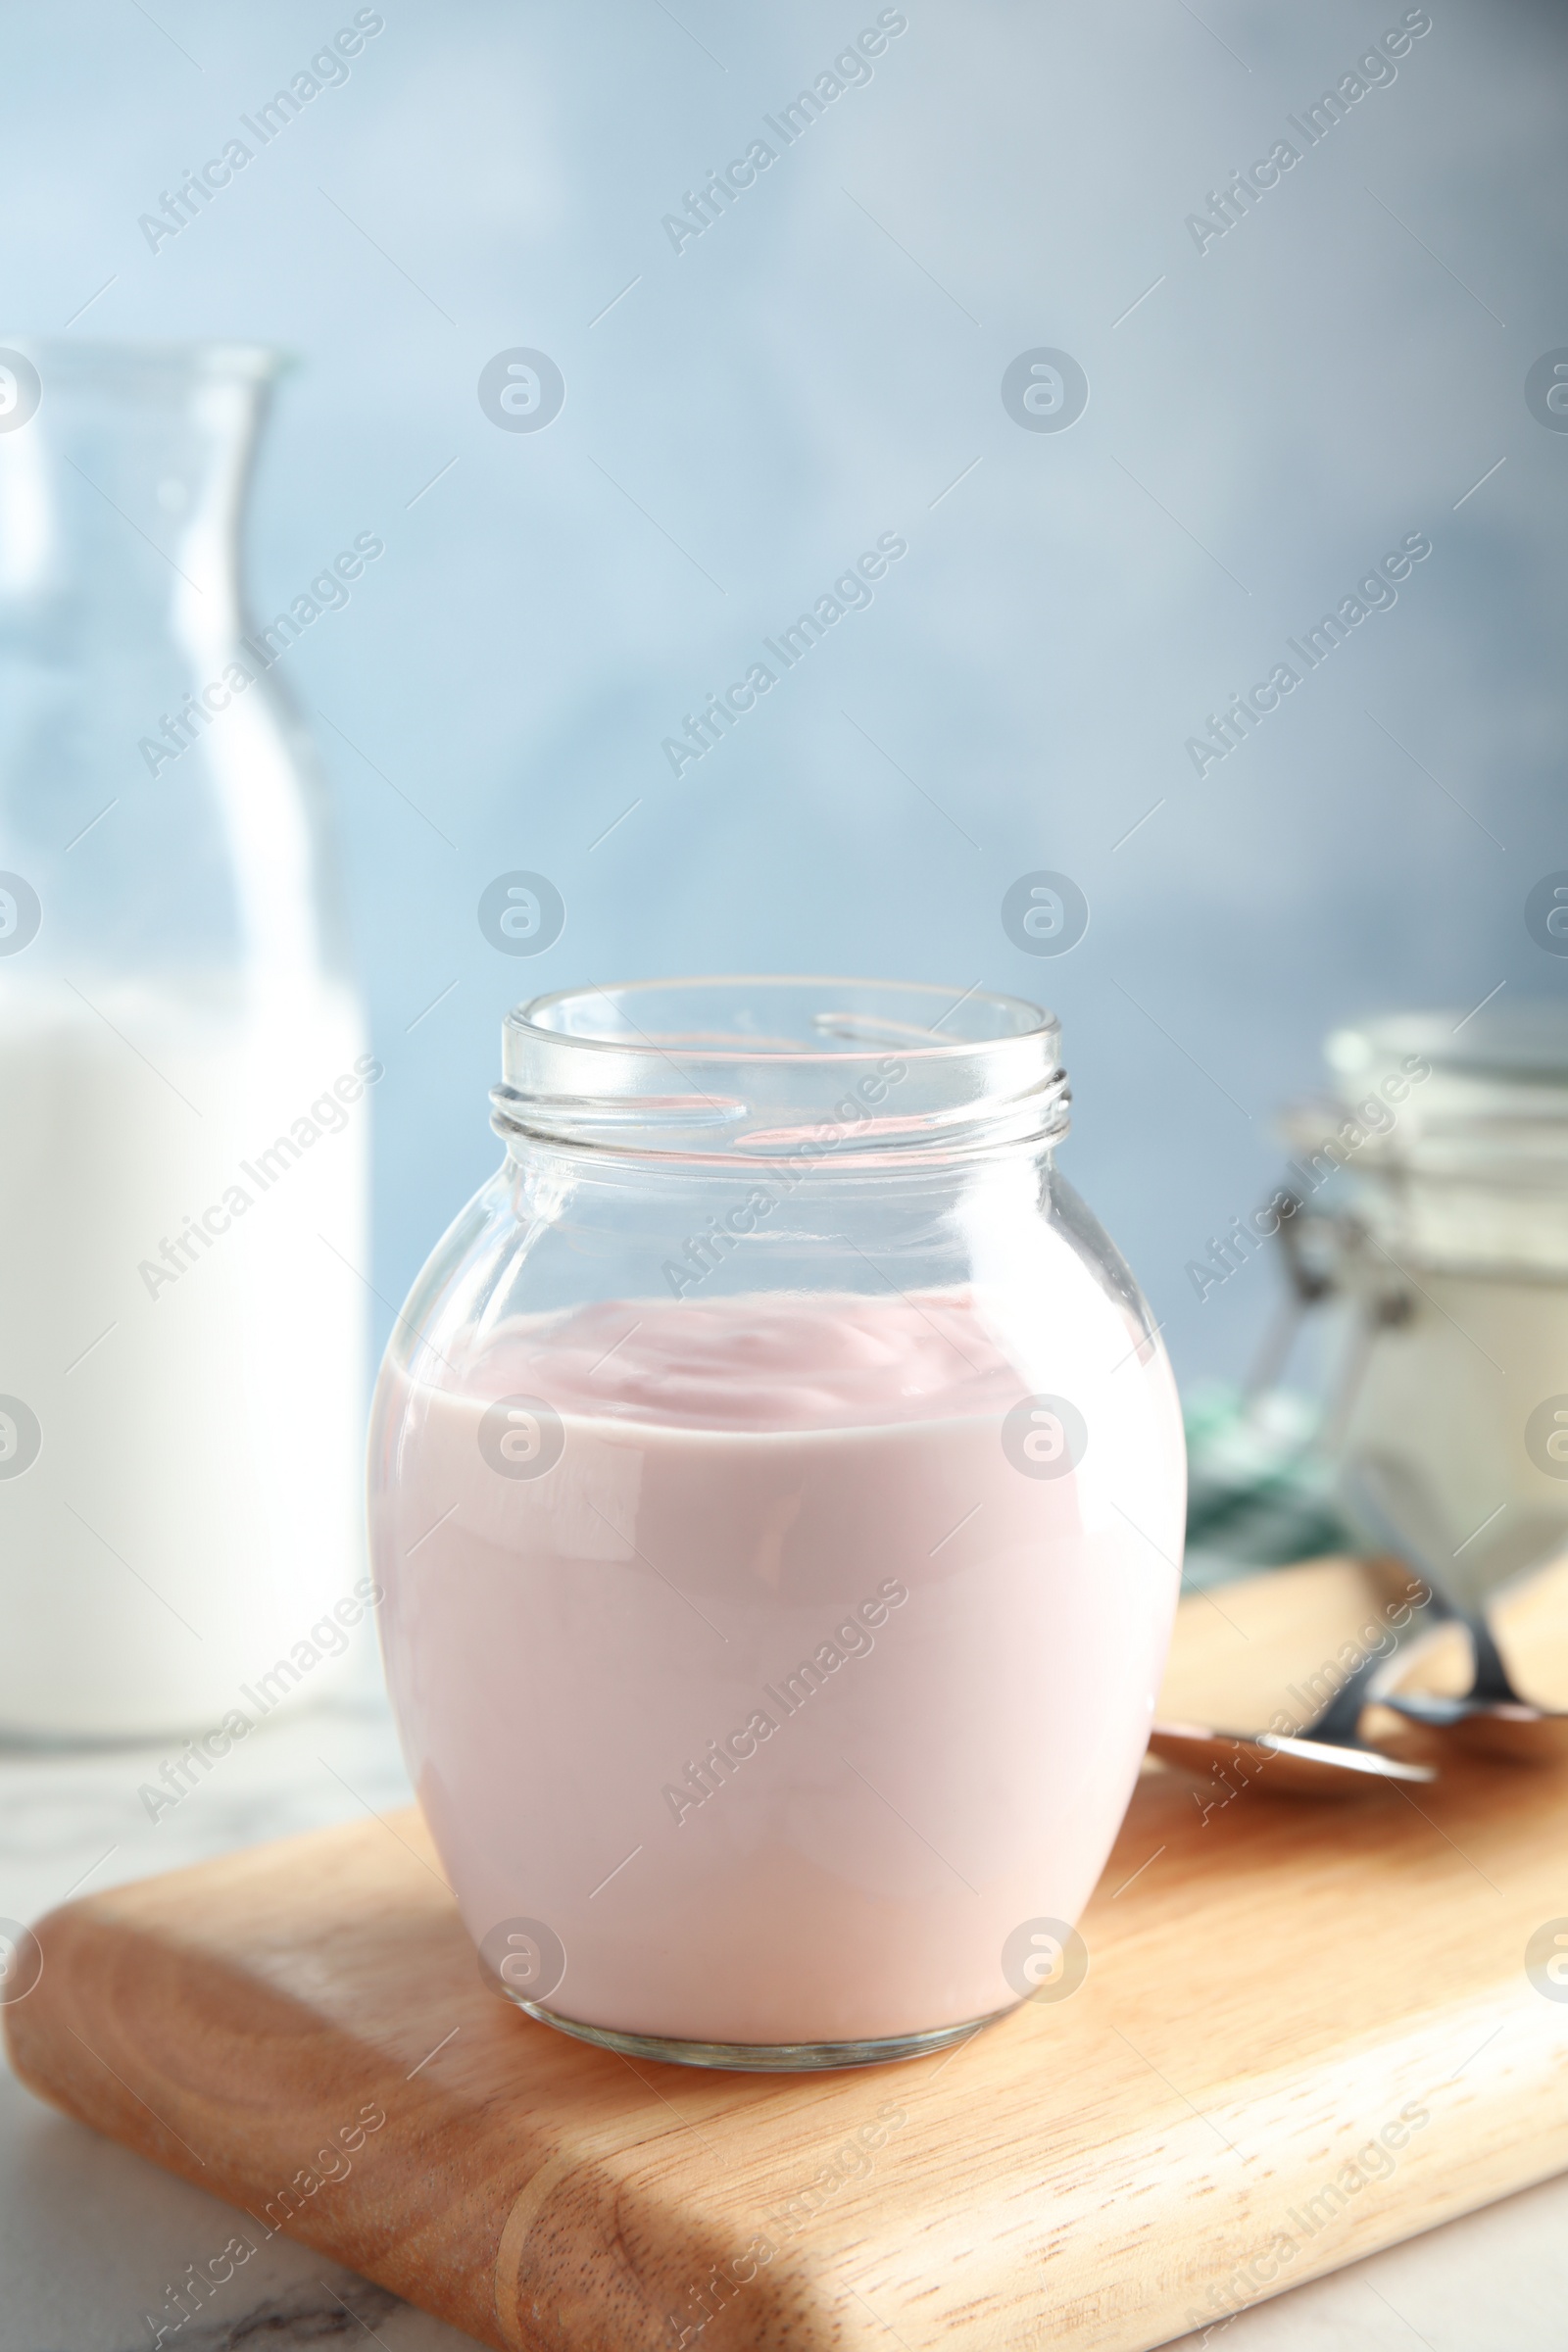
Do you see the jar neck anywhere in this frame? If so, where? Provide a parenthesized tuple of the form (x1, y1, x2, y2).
(1286, 1003, 1568, 1276)
(490, 978, 1071, 1169)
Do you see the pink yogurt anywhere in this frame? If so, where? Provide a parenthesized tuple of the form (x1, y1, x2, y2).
(372, 1281, 1183, 2048)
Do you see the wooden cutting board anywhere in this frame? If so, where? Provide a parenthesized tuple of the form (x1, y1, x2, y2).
(8, 1555, 1568, 2352)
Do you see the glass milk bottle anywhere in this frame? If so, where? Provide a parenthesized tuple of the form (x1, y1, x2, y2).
(0, 340, 372, 1739)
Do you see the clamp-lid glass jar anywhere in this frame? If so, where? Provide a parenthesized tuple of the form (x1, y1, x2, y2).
(368, 977, 1184, 2069)
(1281, 1004, 1568, 1604)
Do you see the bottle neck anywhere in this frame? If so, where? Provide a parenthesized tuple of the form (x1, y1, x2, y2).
(0, 344, 350, 996)
(0, 349, 270, 661)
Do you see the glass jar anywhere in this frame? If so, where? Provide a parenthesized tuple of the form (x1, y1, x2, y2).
(0, 341, 370, 1740)
(1278, 1004, 1568, 1607)
(369, 978, 1184, 2070)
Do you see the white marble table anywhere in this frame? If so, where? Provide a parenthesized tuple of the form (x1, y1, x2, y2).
(3, 1654, 1564, 2351)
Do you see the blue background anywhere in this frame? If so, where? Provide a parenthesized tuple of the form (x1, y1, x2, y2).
(7, 0, 1565, 1387)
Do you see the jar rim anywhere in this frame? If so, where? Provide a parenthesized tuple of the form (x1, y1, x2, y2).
(495, 976, 1069, 1160)
(1328, 1003, 1568, 1088)
(508, 974, 1058, 1063)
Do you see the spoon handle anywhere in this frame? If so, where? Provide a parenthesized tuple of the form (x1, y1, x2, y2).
(1464, 1608, 1525, 1705)
(1300, 1642, 1390, 1748)
(1340, 1456, 1532, 1709)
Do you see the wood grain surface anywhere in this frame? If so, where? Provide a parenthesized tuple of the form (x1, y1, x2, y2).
(8, 1555, 1568, 2352)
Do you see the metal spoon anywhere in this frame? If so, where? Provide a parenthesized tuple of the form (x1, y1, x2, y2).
(1342, 1455, 1568, 1767)
(1149, 1632, 1436, 1799)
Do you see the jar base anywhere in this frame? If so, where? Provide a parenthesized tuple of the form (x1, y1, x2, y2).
(504, 1993, 1017, 2071)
